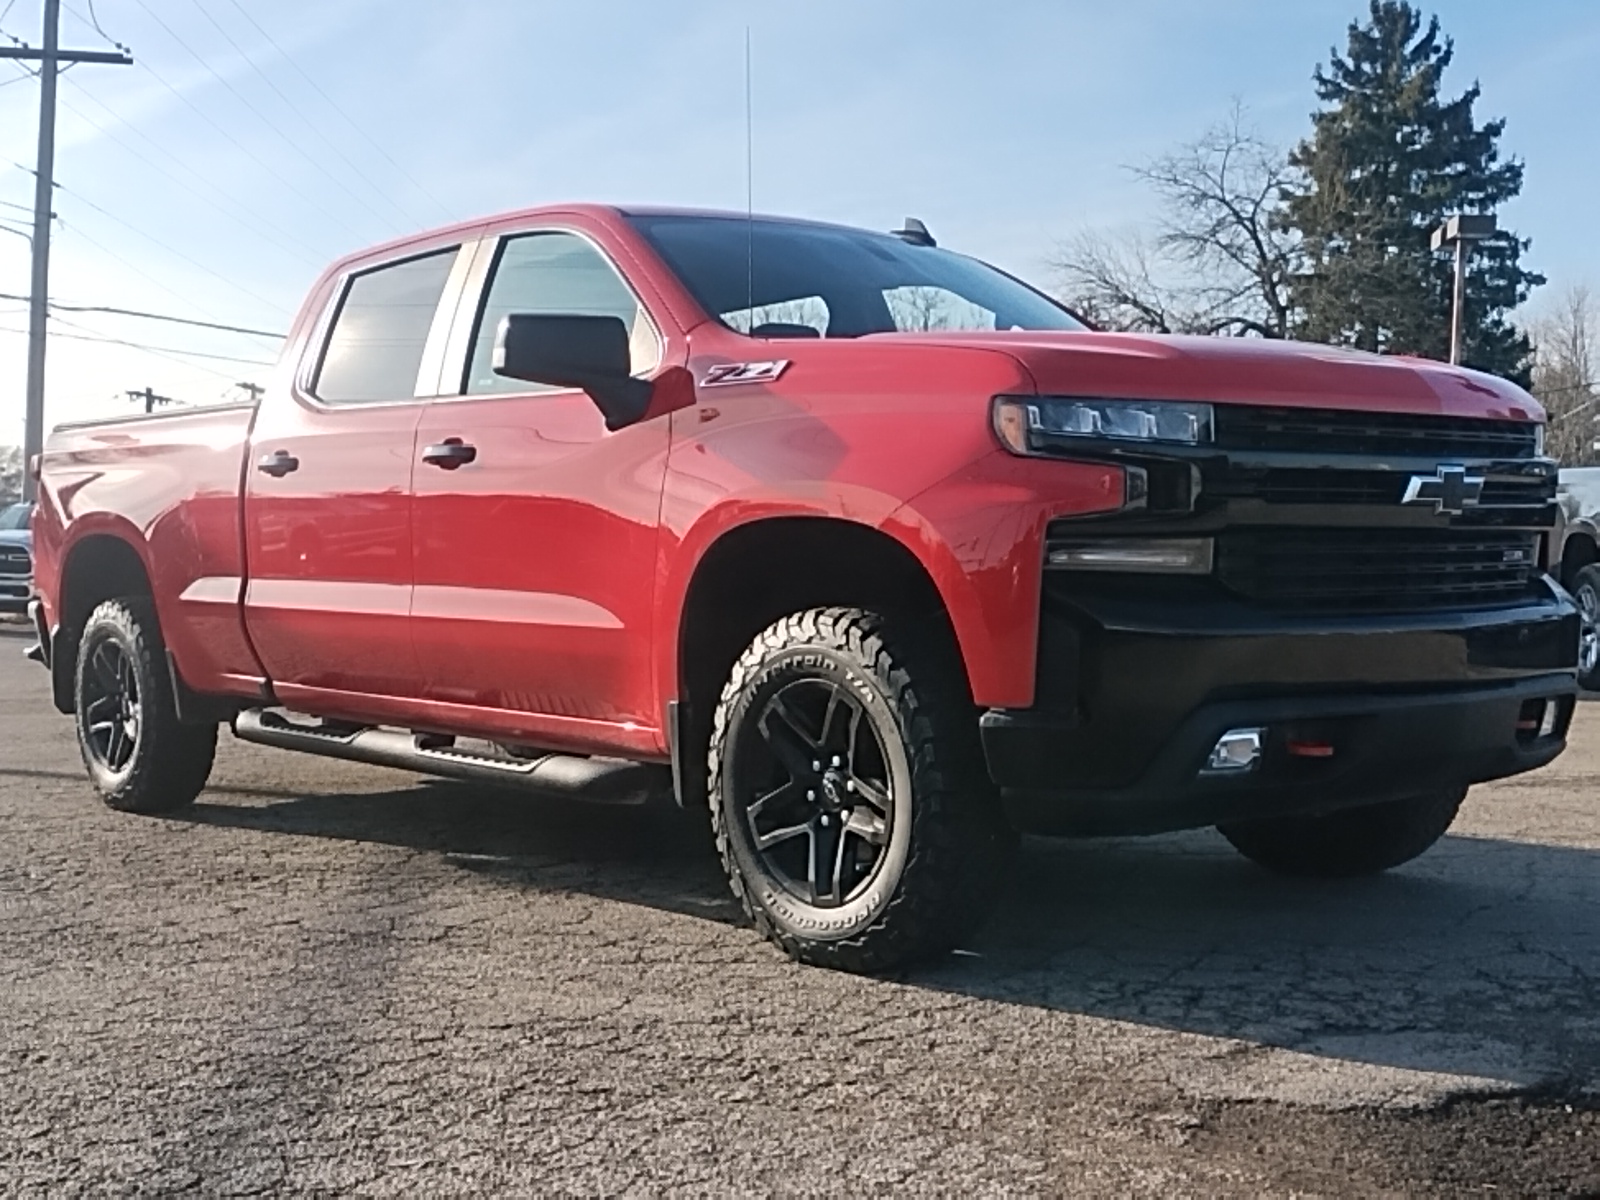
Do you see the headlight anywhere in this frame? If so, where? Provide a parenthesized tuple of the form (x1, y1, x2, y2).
(993, 396, 1214, 455)
(1533, 423, 1545, 456)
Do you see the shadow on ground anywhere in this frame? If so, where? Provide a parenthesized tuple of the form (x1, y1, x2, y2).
(73, 767, 1590, 1095)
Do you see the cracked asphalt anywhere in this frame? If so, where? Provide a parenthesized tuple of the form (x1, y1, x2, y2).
(1, 623, 1596, 1194)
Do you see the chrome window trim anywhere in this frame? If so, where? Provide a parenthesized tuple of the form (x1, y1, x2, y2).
(414, 241, 486, 399)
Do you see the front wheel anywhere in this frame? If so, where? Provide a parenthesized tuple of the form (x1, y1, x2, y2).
(74, 598, 217, 814)
(1218, 787, 1465, 878)
(708, 608, 1010, 972)
(1573, 563, 1600, 691)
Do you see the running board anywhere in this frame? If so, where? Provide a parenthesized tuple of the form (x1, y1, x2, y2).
(232, 709, 666, 806)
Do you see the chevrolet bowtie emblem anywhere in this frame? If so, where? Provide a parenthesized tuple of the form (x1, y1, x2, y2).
(1401, 465, 1485, 515)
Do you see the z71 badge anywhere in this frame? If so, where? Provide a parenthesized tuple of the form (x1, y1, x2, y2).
(701, 360, 791, 387)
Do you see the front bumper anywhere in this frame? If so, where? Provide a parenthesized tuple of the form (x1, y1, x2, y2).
(0, 577, 32, 612)
(983, 576, 1581, 836)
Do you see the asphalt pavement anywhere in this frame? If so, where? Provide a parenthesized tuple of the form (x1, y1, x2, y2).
(1, 622, 1596, 1194)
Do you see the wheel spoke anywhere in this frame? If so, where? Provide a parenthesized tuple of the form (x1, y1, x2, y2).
(748, 779, 802, 823)
(755, 820, 812, 851)
(808, 820, 843, 903)
(91, 643, 120, 692)
(844, 807, 888, 846)
(832, 820, 853, 898)
(85, 694, 118, 721)
(759, 692, 821, 780)
(106, 719, 124, 766)
(850, 775, 891, 815)
(819, 687, 846, 750)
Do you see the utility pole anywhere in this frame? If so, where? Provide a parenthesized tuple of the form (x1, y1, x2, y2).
(1431, 214, 1497, 366)
(235, 381, 265, 404)
(0, 0, 132, 500)
(126, 387, 177, 415)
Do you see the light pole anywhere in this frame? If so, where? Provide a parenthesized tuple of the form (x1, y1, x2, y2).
(1431, 213, 1497, 366)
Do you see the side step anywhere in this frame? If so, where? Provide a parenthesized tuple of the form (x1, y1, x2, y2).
(232, 709, 667, 806)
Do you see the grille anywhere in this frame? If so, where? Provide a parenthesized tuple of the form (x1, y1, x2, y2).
(1214, 405, 1540, 460)
(1215, 528, 1540, 612)
(0, 546, 30, 578)
(1209, 468, 1554, 509)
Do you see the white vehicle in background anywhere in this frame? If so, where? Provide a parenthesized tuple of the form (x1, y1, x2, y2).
(1557, 467, 1600, 689)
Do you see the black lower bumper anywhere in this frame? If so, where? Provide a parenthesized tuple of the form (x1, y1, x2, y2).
(984, 577, 1581, 836)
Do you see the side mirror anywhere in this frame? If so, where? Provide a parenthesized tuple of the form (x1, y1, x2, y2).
(492, 313, 653, 430)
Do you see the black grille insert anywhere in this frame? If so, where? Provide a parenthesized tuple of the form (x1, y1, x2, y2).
(0, 546, 30, 578)
(1214, 405, 1540, 459)
(1208, 468, 1554, 509)
(1216, 528, 1540, 612)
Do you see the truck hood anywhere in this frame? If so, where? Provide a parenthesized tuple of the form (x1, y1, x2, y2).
(865, 331, 1543, 424)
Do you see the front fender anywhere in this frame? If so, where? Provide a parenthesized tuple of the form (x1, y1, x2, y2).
(655, 453, 1127, 714)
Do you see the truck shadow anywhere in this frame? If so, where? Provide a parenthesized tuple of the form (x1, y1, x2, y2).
(174, 775, 1600, 1092)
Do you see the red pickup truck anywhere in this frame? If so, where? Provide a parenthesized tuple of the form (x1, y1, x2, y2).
(30, 205, 1581, 971)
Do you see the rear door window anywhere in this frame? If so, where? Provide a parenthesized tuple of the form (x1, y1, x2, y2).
(314, 249, 458, 404)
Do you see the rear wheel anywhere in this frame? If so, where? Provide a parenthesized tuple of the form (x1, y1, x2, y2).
(1218, 787, 1465, 878)
(1573, 563, 1599, 691)
(708, 607, 1011, 972)
(74, 598, 216, 814)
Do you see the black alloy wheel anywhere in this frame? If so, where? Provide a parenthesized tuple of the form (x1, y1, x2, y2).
(733, 677, 895, 910)
(709, 607, 1012, 972)
(74, 598, 217, 814)
(80, 637, 142, 775)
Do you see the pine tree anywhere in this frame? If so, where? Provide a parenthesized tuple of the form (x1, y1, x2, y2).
(1284, 1, 1543, 383)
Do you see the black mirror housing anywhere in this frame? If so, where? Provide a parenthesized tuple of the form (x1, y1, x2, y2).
(492, 313, 653, 430)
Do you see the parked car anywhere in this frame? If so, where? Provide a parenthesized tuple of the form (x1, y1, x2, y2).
(0, 501, 33, 613)
(27, 205, 1582, 971)
(1557, 466, 1600, 689)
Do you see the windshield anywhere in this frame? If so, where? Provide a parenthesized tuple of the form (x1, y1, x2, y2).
(0, 503, 30, 531)
(627, 213, 1085, 339)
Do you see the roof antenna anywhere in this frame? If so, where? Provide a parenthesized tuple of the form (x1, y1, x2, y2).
(892, 218, 936, 248)
(745, 26, 755, 333)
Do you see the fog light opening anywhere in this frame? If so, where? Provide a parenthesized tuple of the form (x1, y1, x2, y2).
(1203, 727, 1265, 776)
(1538, 700, 1560, 739)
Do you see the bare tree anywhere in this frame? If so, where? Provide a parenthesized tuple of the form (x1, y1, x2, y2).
(0, 447, 21, 504)
(1052, 105, 1299, 337)
(1532, 286, 1599, 465)
(1051, 230, 1188, 333)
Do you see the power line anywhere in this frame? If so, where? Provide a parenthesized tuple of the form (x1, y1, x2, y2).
(50, 177, 294, 316)
(51, 214, 283, 339)
(127, 0, 406, 240)
(224, 0, 455, 224)
(57, 79, 328, 267)
(0, 317, 277, 365)
(186, 0, 428, 232)
(127, 47, 370, 246)
(0, 291, 283, 337)
(59, 0, 127, 54)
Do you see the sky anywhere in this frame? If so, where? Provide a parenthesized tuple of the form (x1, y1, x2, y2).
(1, 0, 1598, 436)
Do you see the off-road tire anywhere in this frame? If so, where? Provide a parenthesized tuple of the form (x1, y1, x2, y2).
(708, 607, 1012, 972)
(1573, 562, 1600, 692)
(1218, 786, 1466, 878)
(74, 598, 217, 814)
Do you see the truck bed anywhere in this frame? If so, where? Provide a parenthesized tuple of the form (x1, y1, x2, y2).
(35, 402, 264, 698)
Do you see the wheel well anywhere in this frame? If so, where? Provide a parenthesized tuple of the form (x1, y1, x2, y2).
(1562, 532, 1598, 587)
(51, 535, 153, 713)
(676, 518, 958, 799)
